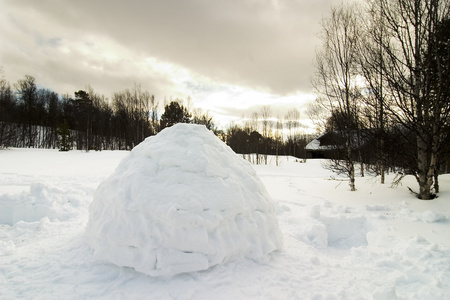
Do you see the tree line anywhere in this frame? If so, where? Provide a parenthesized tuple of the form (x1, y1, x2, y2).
(0, 71, 312, 161)
(0, 72, 215, 151)
(311, 0, 450, 199)
(224, 106, 314, 166)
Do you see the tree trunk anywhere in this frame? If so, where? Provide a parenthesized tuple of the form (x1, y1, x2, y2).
(417, 135, 434, 200)
(349, 162, 356, 191)
(348, 144, 356, 191)
(434, 171, 439, 194)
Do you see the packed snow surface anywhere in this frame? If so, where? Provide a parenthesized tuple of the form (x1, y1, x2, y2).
(1, 145, 450, 299)
(86, 124, 282, 277)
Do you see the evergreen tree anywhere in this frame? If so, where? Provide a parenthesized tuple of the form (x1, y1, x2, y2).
(57, 119, 72, 151)
(160, 101, 191, 129)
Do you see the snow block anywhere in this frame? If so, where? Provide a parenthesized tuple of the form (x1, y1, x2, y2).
(86, 124, 282, 277)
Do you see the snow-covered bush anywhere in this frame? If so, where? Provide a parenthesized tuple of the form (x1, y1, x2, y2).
(86, 124, 282, 277)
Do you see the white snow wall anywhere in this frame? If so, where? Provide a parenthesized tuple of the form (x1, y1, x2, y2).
(86, 124, 282, 277)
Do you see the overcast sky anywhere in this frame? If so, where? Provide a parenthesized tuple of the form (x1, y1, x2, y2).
(0, 0, 340, 129)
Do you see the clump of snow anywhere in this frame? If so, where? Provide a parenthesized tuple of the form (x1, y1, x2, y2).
(365, 204, 389, 211)
(0, 182, 83, 225)
(86, 124, 283, 277)
(418, 210, 448, 223)
(322, 215, 369, 248)
(297, 205, 369, 248)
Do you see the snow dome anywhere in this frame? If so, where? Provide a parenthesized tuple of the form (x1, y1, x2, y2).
(86, 124, 282, 277)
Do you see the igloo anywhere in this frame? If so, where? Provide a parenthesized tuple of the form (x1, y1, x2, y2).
(86, 124, 282, 277)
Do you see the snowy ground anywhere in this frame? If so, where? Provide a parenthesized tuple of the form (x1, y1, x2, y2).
(1, 148, 449, 299)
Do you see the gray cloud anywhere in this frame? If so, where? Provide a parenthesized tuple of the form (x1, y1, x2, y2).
(1, 0, 340, 96)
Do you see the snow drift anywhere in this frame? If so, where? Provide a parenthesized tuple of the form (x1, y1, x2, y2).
(86, 124, 282, 277)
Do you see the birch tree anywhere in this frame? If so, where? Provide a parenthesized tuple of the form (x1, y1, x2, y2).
(367, 0, 450, 199)
(313, 3, 363, 191)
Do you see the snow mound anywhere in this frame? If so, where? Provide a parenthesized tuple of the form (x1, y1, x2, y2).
(86, 124, 282, 277)
(298, 205, 369, 249)
(418, 210, 448, 223)
(0, 182, 83, 225)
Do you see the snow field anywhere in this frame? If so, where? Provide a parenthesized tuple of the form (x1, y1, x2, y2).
(86, 124, 282, 277)
(0, 144, 449, 299)
(256, 159, 450, 299)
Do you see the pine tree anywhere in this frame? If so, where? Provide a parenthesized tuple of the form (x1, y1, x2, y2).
(57, 119, 72, 151)
(160, 101, 191, 129)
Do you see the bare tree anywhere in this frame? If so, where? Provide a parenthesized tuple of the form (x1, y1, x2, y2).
(313, 2, 363, 191)
(16, 75, 39, 148)
(306, 98, 330, 134)
(261, 106, 271, 165)
(275, 117, 283, 166)
(0, 69, 16, 148)
(366, 0, 450, 199)
(358, 4, 391, 184)
(251, 112, 261, 164)
(285, 108, 301, 157)
(150, 94, 159, 133)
